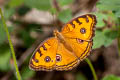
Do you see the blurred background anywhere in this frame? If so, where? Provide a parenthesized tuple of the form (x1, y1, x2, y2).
(0, 0, 120, 80)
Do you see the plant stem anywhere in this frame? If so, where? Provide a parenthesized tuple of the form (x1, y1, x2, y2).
(118, 19, 120, 57)
(85, 58, 98, 80)
(118, 38, 120, 57)
(0, 8, 21, 80)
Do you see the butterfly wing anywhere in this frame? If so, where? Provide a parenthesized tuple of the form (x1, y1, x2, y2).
(29, 37, 58, 71)
(55, 42, 79, 70)
(61, 14, 96, 40)
(29, 14, 97, 71)
(61, 14, 96, 60)
(29, 37, 79, 71)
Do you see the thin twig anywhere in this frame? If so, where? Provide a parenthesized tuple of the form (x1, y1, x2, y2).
(0, 8, 21, 80)
(85, 58, 98, 80)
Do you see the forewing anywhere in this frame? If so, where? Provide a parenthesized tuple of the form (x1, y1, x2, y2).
(61, 14, 97, 40)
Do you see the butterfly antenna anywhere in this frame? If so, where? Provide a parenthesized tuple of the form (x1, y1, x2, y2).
(51, 11, 58, 31)
(35, 29, 43, 32)
(34, 28, 54, 32)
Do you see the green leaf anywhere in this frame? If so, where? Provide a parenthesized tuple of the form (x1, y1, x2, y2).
(0, 45, 11, 71)
(17, 6, 31, 16)
(19, 29, 35, 47)
(57, 0, 73, 6)
(99, 0, 120, 4)
(104, 29, 118, 40)
(49, 8, 57, 15)
(0, 20, 14, 45)
(103, 29, 118, 47)
(4, 8, 15, 20)
(102, 74, 120, 80)
(94, 13, 108, 28)
(76, 73, 87, 80)
(93, 30, 105, 49)
(0, 21, 6, 44)
(93, 29, 118, 49)
(8, 0, 24, 8)
(24, 0, 51, 11)
(115, 10, 120, 18)
(21, 66, 35, 80)
(107, 12, 118, 24)
(97, 0, 120, 11)
(97, 4, 120, 11)
(58, 9, 72, 23)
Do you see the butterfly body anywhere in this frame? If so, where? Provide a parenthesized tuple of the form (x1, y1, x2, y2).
(29, 14, 97, 71)
(54, 30, 74, 53)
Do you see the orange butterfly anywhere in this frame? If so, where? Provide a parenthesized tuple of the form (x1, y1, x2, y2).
(29, 14, 97, 71)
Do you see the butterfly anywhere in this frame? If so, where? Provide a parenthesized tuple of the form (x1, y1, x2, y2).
(29, 14, 97, 71)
